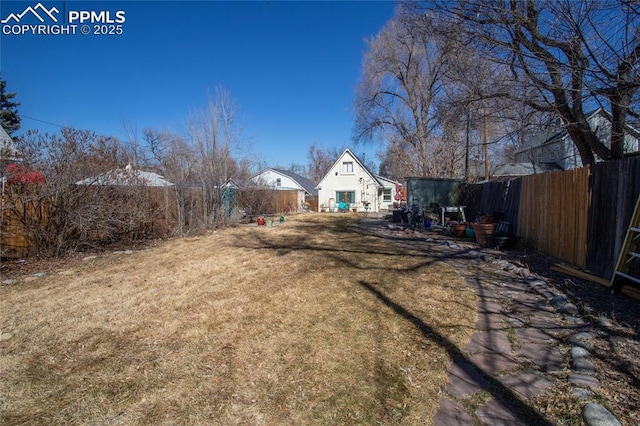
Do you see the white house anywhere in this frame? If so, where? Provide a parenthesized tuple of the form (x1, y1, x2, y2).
(251, 168, 317, 209)
(316, 148, 398, 213)
(76, 164, 174, 187)
(0, 126, 20, 161)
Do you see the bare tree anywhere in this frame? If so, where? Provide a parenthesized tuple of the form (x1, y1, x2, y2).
(426, 0, 640, 167)
(354, 8, 448, 176)
(306, 142, 341, 183)
(141, 128, 197, 235)
(187, 87, 246, 228)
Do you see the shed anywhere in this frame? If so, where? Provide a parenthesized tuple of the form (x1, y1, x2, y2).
(405, 177, 461, 210)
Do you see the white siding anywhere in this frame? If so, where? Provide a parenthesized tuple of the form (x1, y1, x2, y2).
(317, 150, 397, 213)
(253, 170, 300, 190)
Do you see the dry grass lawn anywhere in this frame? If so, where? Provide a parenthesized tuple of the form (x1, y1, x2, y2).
(0, 213, 476, 425)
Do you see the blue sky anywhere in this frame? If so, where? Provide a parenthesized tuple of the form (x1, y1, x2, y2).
(0, 0, 396, 170)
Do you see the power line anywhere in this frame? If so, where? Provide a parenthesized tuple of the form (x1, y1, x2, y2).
(20, 114, 64, 128)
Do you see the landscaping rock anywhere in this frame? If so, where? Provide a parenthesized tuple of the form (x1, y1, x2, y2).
(572, 388, 591, 400)
(559, 303, 579, 316)
(569, 332, 594, 350)
(551, 295, 568, 309)
(564, 315, 586, 324)
(493, 259, 509, 267)
(0, 332, 14, 341)
(573, 358, 596, 374)
(503, 263, 518, 272)
(525, 278, 547, 288)
(2, 279, 17, 285)
(595, 316, 614, 328)
(481, 254, 496, 262)
(569, 373, 600, 389)
(541, 290, 555, 299)
(570, 346, 590, 360)
(581, 403, 622, 426)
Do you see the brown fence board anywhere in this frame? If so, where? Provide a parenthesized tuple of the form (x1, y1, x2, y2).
(475, 179, 522, 234)
(587, 157, 640, 279)
(275, 190, 300, 213)
(518, 167, 590, 268)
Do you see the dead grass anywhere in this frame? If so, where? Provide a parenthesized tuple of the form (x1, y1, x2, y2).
(0, 213, 476, 425)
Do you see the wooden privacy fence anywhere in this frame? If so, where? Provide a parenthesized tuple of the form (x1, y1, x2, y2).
(0, 192, 32, 258)
(518, 167, 591, 269)
(462, 158, 640, 276)
(587, 157, 640, 279)
(237, 189, 302, 215)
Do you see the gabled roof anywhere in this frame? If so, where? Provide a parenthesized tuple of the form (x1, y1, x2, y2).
(270, 168, 317, 195)
(252, 168, 317, 195)
(375, 175, 400, 187)
(492, 162, 563, 178)
(317, 148, 383, 188)
(76, 165, 174, 187)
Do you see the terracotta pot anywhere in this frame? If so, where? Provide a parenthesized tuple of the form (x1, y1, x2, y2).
(479, 215, 494, 224)
(453, 223, 467, 238)
(471, 223, 495, 245)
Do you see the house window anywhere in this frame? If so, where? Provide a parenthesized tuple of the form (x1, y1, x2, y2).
(342, 161, 354, 174)
(383, 188, 392, 202)
(336, 191, 355, 204)
(276, 178, 281, 187)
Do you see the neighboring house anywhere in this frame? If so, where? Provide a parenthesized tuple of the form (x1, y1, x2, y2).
(76, 164, 174, 187)
(513, 108, 640, 171)
(316, 148, 399, 213)
(491, 162, 563, 180)
(251, 168, 317, 209)
(0, 126, 20, 161)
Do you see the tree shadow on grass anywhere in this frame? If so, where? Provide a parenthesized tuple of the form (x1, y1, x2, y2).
(358, 279, 554, 425)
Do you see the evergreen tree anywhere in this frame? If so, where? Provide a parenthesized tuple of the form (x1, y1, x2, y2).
(0, 79, 20, 136)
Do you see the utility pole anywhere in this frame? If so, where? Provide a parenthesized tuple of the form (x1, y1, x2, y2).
(483, 106, 489, 181)
(465, 106, 470, 181)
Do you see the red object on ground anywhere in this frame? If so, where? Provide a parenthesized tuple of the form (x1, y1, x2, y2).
(5, 164, 46, 184)
(256, 217, 265, 226)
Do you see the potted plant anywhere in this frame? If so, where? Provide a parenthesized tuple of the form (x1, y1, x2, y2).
(453, 222, 467, 238)
(471, 222, 496, 245)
